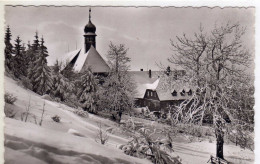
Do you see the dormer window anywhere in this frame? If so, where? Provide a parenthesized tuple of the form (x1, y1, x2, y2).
(172, 90, 177, 96)
(188, 89, 192, 96)
(180, 89, 185, 96)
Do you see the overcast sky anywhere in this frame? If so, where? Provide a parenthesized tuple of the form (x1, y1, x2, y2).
(5, 6, 254, 71)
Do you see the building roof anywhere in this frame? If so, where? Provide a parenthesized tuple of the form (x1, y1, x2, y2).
(130, 71, 159, 84)
(76, 45, 110, 73)
(84, 20, 96, 33)
(130, 71, 159, 99)
(156, 79, 194, 101)
(134, 75, 194, 101)
(144, 78, 160, 91)
(59, 45, 110, 73)
(60, 49, 81, 70)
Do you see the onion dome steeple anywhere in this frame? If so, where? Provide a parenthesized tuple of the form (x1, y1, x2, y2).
(84, 8, 96, 33)
(84, 8, 97, 53)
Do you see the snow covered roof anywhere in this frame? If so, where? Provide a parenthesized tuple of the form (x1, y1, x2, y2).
(74, 45, 110, 73)
(135, 77, 194, 101)
(156, 81, 194, 101)
(131, 71, 160, 99)
(59, 45, 110, 73)
(59, 49, 81, 70)
(144, 78, 160, 90)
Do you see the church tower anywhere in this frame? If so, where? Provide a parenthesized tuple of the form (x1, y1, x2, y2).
(84, 8, 97, 53)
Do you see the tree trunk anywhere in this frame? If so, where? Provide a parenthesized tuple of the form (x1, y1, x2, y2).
(215, 119, 224, 159)
(117, 111, 122, 123)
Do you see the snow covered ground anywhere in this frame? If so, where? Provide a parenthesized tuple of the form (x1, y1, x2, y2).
(4, 76, 254, 164)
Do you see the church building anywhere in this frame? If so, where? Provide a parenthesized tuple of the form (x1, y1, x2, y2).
(61, 9, 110, 74)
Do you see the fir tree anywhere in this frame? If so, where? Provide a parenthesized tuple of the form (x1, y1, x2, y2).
(13, 36, 26, 78)
(4, 25, 13, 72)
(28, 32, 40, 81)
(24, 41, 33, 74)
(76, 68, 98, 113)
(51, 60, 67, 101)
(31, 37, 53, 95)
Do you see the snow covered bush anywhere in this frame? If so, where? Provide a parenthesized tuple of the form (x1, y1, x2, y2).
(120, 128, 182, 164)
(51, 115, 60, 123)
(42, 94, 52, 101)
(4, 104, 16, 118)
(4, 92, 17, 104)
(73, 108, 89, 118)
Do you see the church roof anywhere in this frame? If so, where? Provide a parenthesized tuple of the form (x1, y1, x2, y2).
(74, 45, 110, 73)
(84, 21, 96, 33)
(60, 45, 110, 73)
(60, 48, 81, 70)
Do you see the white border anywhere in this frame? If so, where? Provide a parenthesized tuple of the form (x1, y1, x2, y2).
(0, 1, 258, 164)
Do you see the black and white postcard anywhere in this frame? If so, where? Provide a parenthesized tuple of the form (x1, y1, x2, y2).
(1, 1, 257, 164)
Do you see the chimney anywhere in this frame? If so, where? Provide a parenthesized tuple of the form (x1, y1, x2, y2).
(149, 69, 151, 78)
(140, 69, 143, 71)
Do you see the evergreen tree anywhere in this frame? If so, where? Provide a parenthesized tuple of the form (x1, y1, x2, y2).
(51, 60, 67, 101)
(4, 25, 13, 72)
(76, 68, 98, 113)
(31, 37, 53, 95)
(24, 41, 33, 74)
(13, 36, 26, 78)
(28, 32, 40, 81)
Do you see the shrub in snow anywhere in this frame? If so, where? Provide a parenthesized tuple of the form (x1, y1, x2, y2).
(67, 129, 85, 137)
(73, 108, 89, 118)
(51, 115, 60, 123)
(42, 94, 52, 101)
(4, 104, 16, 118)
(4, 92, 17, 104)
(95, 122, 109, 145)
(121, 128, 182, 164)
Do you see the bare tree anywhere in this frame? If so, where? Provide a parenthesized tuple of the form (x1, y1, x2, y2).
(95, 122, 109, 145)
(167, 22, 253, 160)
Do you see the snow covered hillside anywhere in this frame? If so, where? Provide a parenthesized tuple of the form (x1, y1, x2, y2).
(4, 76, 150, 164)
(4, 76, 254, 164)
